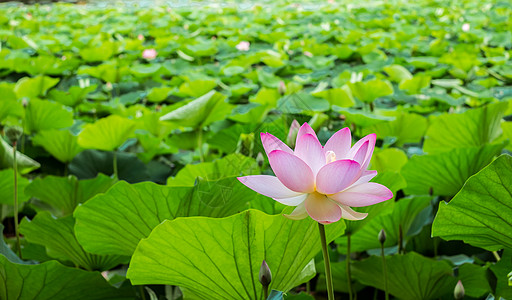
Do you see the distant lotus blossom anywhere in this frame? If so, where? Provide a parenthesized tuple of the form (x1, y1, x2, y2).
(238, 123, 393, 224)
(304, 51, 313, 57)
(236, 41, 250, 51)
(142, 49, 157, 60)
(137, 34, 144, 41)
(462, 23, 470, 32)
(328, 0, 335, 3)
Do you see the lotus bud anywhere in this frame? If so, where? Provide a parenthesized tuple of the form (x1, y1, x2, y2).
(378, 229, 386, 245)
(256, 152, 264, 167)
(286, 120, 300, 147)
(236, 132, 255, 156)
(22, 98, 28, 108)
(259, 260, 272, 287)
(278, 80, 287, 95)
(5, 126, 23, 143)
(454, 280, 465, 299)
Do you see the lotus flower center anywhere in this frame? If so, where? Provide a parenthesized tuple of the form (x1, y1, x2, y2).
(325, 150, 336, 164)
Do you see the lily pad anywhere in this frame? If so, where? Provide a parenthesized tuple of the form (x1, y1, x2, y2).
(32, 129, 83, 163)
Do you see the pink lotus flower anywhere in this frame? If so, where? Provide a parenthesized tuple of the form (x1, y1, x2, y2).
(142, 49, 157, 60)
(236, 41, 250, 51)
(238, 123, 393, 224)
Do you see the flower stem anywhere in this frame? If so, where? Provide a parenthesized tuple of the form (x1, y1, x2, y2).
(262, 285, 269, 299)
(12, 141, 22, 259)
(319, 223, 335, 300)
(380, 243, 389, 300)
(346, 232, 353, 300)
(197, 128, 204, 163)
(112, 151, 118, 180)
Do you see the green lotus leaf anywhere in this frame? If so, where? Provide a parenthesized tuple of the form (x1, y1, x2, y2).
(362, 112, 428, 146)
(32, 129, 83, 163)
(432, 154, 512, 251)
(347, 79, 393, 103)
(402, 143, 505, 196)
(126, 209, 345, 299)
(352, 252, 456, 300)
(14, 75, 60, 99)
(398, 73, 431, 95)
(0, 169, 30, 205)
(0, 254, 134, 300)
(77, 115, 136, 151)
(24, 99, 74, 134)
(20, 212, 126, 271)
(383, 64, 413, 83)
(0, 139, 40, 174)
(424, 102, 507, 154)
(74, 177, 256, 256)
(160, 90, 233, 128)
(168, 153, 259, 186)
(25, 174, 116, 217)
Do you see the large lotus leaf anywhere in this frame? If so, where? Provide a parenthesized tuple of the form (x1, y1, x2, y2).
(398, 73, 431, 95)
(337, 196, 432, 253)
(74, 177, 254, 256)
(457, 263, 492, 298)
(0, 255, 134, 300)
(178, 79, 217, 98)
(332, 107, 395, 127)
(489, 250, 512, 299)
(25, 174, 116, 217)
(32, 129, 83, 163)
(362, 112, 427, 146)
(160, 90, 233, 128)
(383, 64, 413, 83)
(79, 41, 116, 62)
(0, 224, 23, 264)
(130, 63, 162, 78)
(0, 84, 22, 120)
(311, 86, 355, 108)
(14, 75, 60, 99)
(126, 209, 345, 299)
(24, 99, 74, 134)
(424, 102, 507, 154)
(48, 85, 97, 107)
(347, 79, 393, 103)
(19, 212, 126, 271)
(277, 92, 330, 114)
(432, 154, 512, 251)
(69, 150, 150, 183)
(77, 63, 119, 83)
(78, 115, 136, 151)
(0, 169, 30, 205)
(0, 139, 40, 174)
(371, 148, 408, 173)
(344, 171, 406, 234)
(352, 252, 456, 300)
(401, 143, 505, 196)
(167, 153, 259, 186)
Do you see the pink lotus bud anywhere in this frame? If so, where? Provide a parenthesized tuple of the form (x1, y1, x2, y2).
(142, 49, 157, 60)
(461, 23, 470, 32)
(61, 56, 67, 61)
(259, 260, 272, 286)
(278, 81, 287, 95)
(105, 82, 113, 91)
(236, 41, 250, 52)
(454, 280, 465, 299)
(137, 34, 145, 41)
(304, 51, 313, 57)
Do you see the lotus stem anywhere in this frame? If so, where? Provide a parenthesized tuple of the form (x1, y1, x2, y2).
(347, 232, 353, 300)
(12, 141, 22, 259)
(492, 251, 501, 262)
(381, 243, 389, 300)
(197, 128, 204, 162)
(113, 151, 118, 180)
(319, 223, 335, 300)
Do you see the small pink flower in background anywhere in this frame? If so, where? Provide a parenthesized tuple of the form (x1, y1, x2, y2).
(461, 23, 470, 32)
(137, 34, 145, 41)
(286, 120, 300, 147)
(304, 51, 313, 57)
(328, 0, 335, 3)
(238, 123, 393, 224)
(236, 41, 250, 51)
(142, 48, 157, 60)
